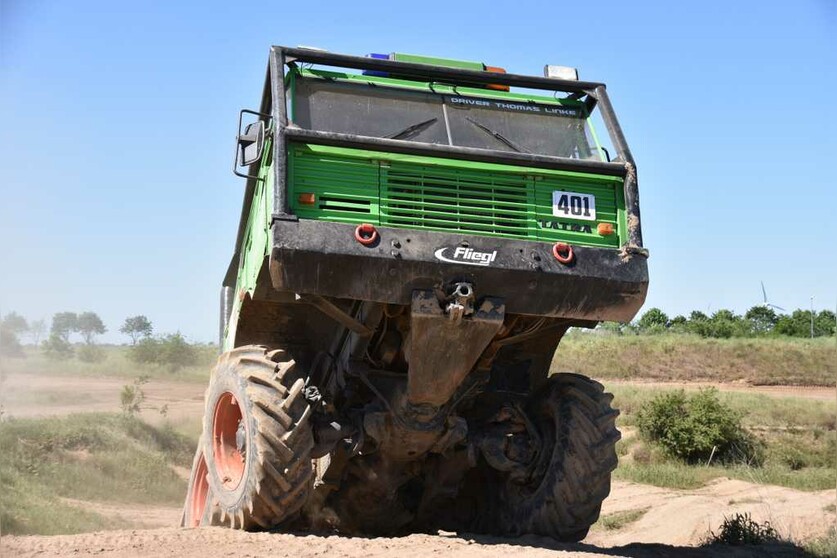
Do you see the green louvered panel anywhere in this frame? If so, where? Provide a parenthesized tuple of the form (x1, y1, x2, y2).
(288, 144, 380, 222)
(288, 143, 625, 248)
(380, 162, 533, 239)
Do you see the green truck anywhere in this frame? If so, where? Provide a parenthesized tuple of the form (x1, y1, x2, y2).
(183, 46, 648, 541)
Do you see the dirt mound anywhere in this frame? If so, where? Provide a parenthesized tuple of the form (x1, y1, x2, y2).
(590, 478, 835, 547)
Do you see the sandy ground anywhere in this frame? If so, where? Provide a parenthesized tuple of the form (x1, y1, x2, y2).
(590, 478, 835, 547)
(2, 370, 833, 557)
(0, 371, 205, 430)
(0, 527, 816, 558)
(5, 478, 832, 558)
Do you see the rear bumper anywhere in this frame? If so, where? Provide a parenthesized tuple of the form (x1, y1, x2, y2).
(269, 220, 648, 322)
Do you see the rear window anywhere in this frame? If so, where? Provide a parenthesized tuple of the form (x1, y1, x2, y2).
(291, 76, 599, 159)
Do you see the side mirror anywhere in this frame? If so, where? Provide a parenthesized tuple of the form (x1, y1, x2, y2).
(233, 109, 271, 179)
(238, 121, 264, 166)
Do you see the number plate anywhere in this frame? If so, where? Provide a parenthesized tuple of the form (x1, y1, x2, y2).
(552, 191, 596, 221)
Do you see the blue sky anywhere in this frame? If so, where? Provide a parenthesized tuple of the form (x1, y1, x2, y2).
(1, 0, 835, 343)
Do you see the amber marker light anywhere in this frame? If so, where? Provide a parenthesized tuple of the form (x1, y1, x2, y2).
(298, 193, 316, 205)
(484, 66, 510, 91)
(597, 223, 614, 236)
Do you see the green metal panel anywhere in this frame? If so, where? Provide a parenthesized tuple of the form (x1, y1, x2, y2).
(534, 175, 621, 247)
(288, 144, 381, 223)
(288, 143, 625, 248)
(391, 52, 485, 71)
(224, 139, 274, 351)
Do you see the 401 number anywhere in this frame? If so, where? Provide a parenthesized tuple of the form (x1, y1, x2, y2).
(552, 191, 596, 221)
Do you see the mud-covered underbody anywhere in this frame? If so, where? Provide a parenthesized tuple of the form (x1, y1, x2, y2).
(211, 220, 645, 534)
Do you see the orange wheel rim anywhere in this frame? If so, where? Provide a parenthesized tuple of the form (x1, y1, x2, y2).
(187, 453, 209, 527)
(212, 392, 246, 490)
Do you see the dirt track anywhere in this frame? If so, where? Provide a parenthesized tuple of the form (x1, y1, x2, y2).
(4, 373, 832, 426)
(5, 477, 832, 558)
(0, 527, 812, 558)
(0, 372, 205, 429)
(2, 371, 833, 557)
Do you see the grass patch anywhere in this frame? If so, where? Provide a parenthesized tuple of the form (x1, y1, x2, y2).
(724, 464, 835, 492)
(617, 459, 835, 492)
(0, 413, 195, 535)
(554, 332, 836, 386)
(806, 528, 837, 558)
(615, 434, 638, 457)
(614, 462, 719, 489)
(1, 477, 131, 535)
(597, 508, 648, 530)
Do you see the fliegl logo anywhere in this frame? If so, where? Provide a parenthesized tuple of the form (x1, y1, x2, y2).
(434, 246, 498, 267)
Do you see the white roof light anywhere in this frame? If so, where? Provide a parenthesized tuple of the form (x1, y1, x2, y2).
(544, 65, 579, 81)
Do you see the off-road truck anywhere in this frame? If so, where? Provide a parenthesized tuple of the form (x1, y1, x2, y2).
(182, 46, 648, 541)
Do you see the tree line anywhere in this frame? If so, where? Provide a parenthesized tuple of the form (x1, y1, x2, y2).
(613, 305, 837, 338)
(0, 311, 203, 370)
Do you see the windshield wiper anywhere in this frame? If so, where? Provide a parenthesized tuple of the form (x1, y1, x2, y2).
(386, 118, 438, 140)
(465, 117, 529, 153)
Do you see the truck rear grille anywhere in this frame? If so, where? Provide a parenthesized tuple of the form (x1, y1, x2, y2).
(288, 143, 624, 248)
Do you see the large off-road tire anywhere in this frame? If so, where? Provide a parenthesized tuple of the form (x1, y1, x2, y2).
(202, 345, 314, 530)
(498, 373, 620, 541)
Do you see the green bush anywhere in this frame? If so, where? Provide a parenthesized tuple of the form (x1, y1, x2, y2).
(0, 330, 24, 357)
(706, 513, 779, 546)
(42, 333, 74, 360)
(127, 332, 198, 372)
(744, 306, 778, 334)
(157, 333, 196, 371)
(128, 336, 160, 365)
(77, 344, 106, 363)
(120, 385, 145, 416)
(637, 308, 669, 332)
(775, 309, 837, 338)
(0, 312, 27, 356)
(636, 388, 759, 463)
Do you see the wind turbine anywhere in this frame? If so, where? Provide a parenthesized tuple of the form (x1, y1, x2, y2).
(760, 281, 785, 312)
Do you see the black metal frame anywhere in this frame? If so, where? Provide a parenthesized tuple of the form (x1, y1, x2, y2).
(229, 45, 645, 278)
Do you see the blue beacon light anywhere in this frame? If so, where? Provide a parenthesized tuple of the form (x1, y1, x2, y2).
(362, 53, 391, 77)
